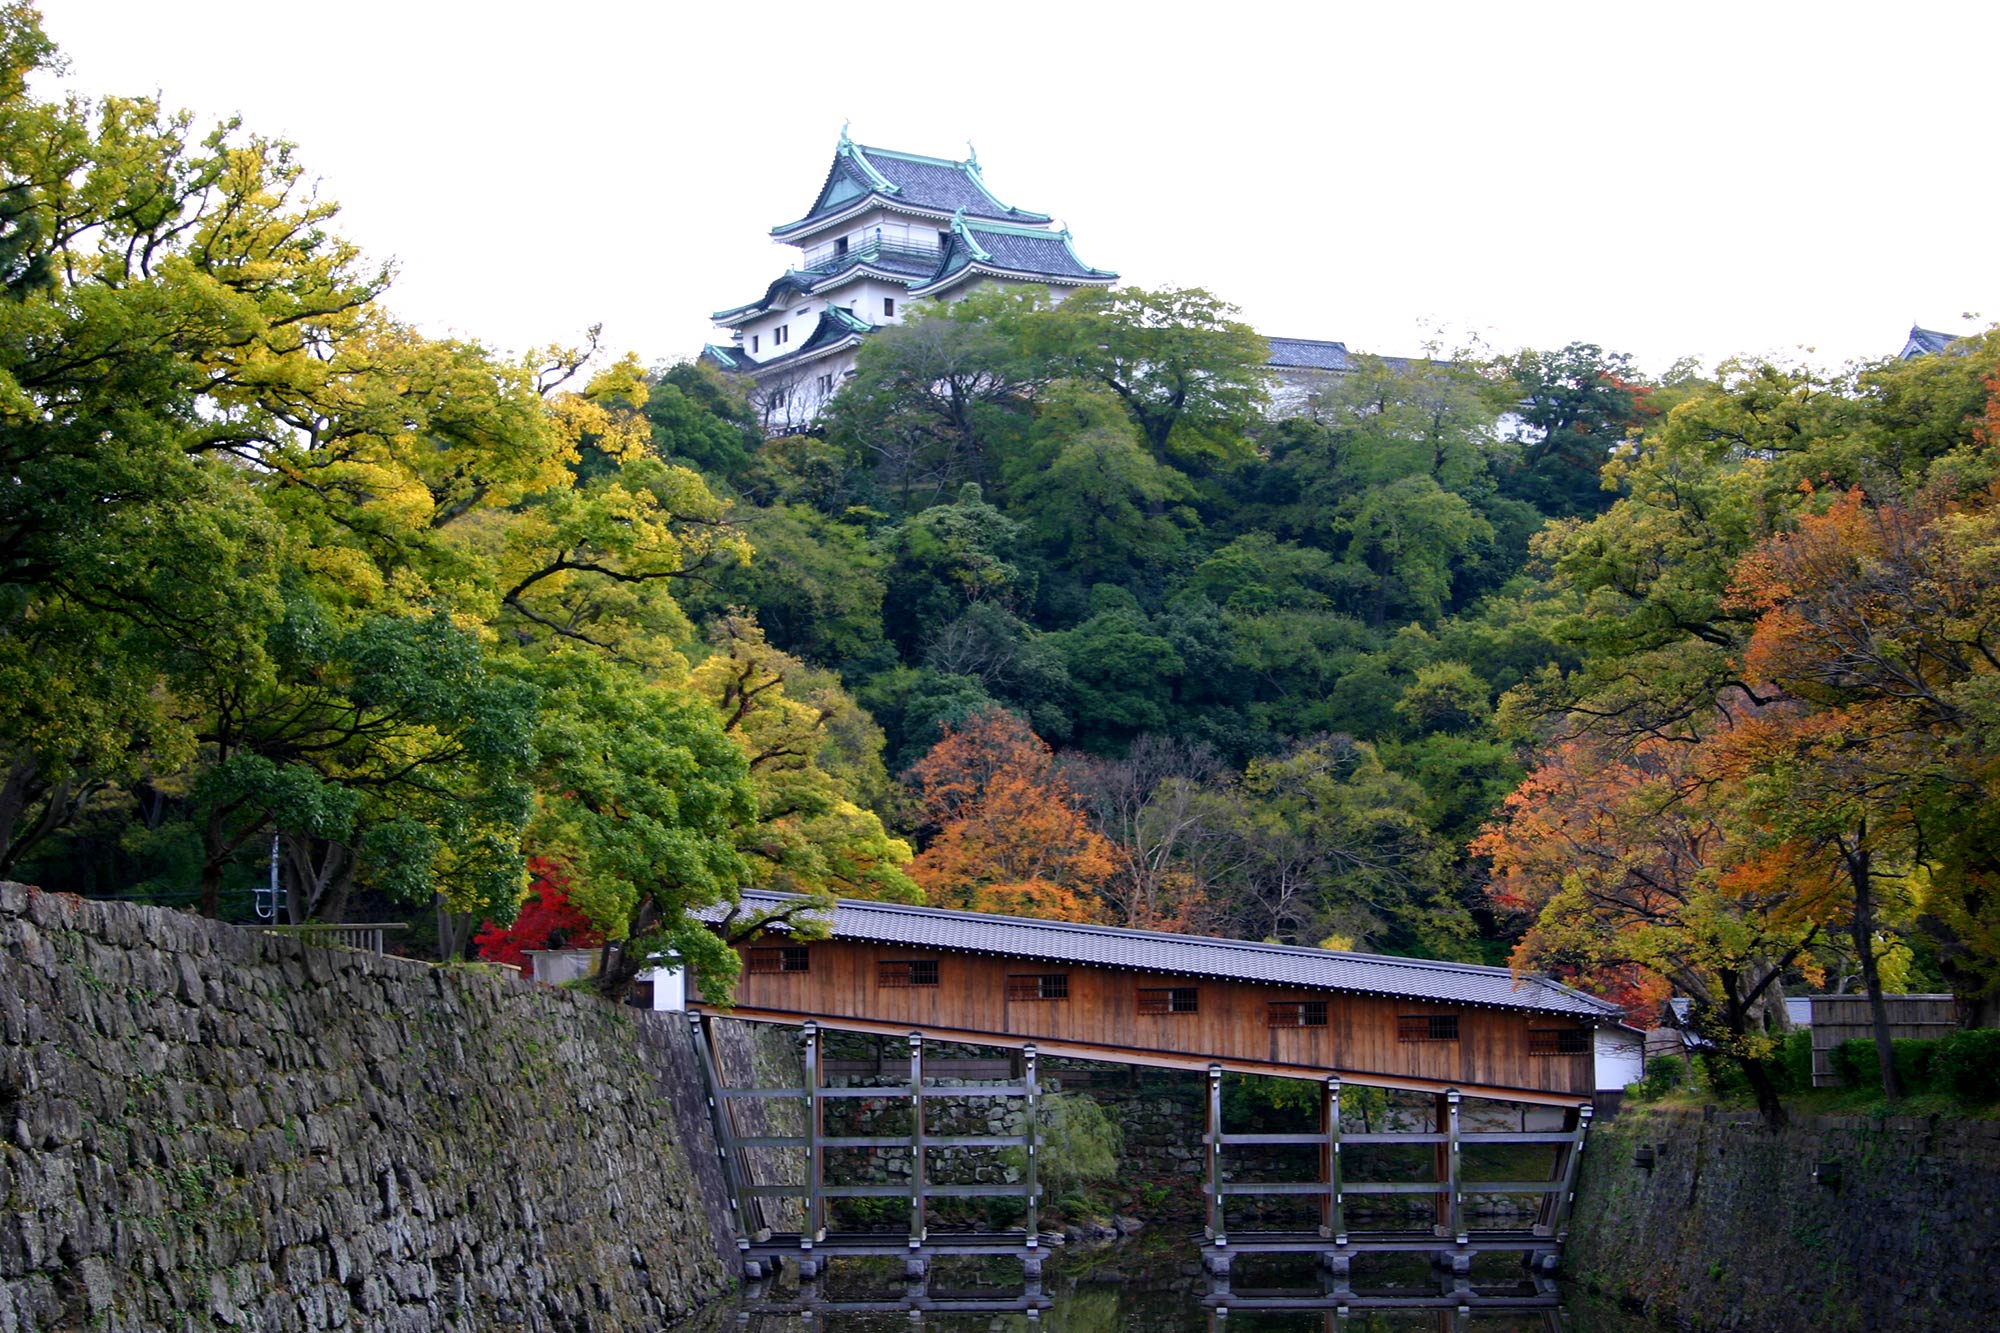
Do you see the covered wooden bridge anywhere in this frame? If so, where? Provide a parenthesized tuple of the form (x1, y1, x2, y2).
(685, 891, 1620, 1299)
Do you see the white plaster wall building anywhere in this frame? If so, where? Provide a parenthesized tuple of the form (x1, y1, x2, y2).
(703, 130, 1116, 433)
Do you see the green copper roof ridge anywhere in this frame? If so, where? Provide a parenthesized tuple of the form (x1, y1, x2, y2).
(949, 209, 993, 263)
(824, 306, 874, 333)
(954, 216, 1077, 240)
(841, 136, 900, 195)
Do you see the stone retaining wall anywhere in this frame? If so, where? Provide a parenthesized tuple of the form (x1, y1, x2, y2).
(0, 884, 737, 1332)
(1568, 1105, 2000, 1331)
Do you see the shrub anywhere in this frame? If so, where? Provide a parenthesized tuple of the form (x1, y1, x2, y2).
(1038, 1094, 1124, 1198)
(1695, 1052, 1747, 1098)
(1773, 1030, 1814, 1093)
(1830, 1038, 1879, 1088)
(1831, 1036, 1942, 1093)
(1630, 1055, 1686, 1101)
(1891, 1039, 1937, 1093)
(1933, 1028, 2000, 1103)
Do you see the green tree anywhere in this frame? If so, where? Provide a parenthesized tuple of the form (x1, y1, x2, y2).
(1007, 385, 1199, 589)
(522, 651, 756, 996)
(1032, 286, 1269, 468)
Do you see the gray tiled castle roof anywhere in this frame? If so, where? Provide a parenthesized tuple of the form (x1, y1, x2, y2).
(776, 140, 1051, 236)
(1900, 325, 1957, 359)
(705, 891, 1620, 1019)
(1267, 337, 1354, 371)
(913, 220, 1116, 295)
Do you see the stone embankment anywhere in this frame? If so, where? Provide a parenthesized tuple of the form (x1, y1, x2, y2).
(1568, 1104, 2000, 1331)
(0, 884, 738, 1332)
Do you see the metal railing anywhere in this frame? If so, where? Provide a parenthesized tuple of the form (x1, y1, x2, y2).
(242, 922, 409, 955)
(802, 238, 940, 273)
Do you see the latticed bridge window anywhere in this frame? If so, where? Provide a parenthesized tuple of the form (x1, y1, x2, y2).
(1397, 1013, 1460, 1042)
(1137, 986, 1199, 1015)
(878, 959, 940, 988)
(1267, 1000, 1328, 1028)
(746, 946, 810, 974)
(1007, 973, 1069, 1001)
(1529, 1028, 1590, 1056)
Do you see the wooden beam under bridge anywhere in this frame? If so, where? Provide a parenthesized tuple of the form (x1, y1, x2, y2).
(694, 1004, 1595, 1108)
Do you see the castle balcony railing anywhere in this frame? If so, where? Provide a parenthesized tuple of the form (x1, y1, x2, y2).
(802, 238, 941, 274)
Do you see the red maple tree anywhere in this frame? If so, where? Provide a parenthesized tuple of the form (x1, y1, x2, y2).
(474, 859, 604, 976)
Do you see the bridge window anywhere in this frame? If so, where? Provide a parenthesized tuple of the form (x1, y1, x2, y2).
(878, 959, 940, 988)
(747, 946, 809, 974)
(1267, 1000, 1328, 1028)
(1138, 986, 1199, 1015)
(1398, 1014, 1460, 1042)
(1007, 973, 1069, 1001)
(1529, 1028, 1590, 1056)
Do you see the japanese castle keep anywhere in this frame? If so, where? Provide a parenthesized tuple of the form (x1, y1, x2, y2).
(702, 130, 1380, 430)
(703, 131, 1117, 432)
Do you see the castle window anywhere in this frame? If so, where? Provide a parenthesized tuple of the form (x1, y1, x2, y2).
(747, 946, 809, 974)
(1138, 986, 1198, 1015)
(817, 373, 833, 396)
(879, 959, 940, 988)
(884, 297, 896, 317)
(835, 236, 849, 256)
(1529, 1029, 1590, 1056)
(773, 325, 789, 346)
(1398, 1014, 1460, 1042)
(1267, 1000, 1328, 1028)
(750, 335, 759, 353)
(1007, 973, 1069, 1001)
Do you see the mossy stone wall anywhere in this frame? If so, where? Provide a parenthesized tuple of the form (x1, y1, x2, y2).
(1569, 1105, 2000, 1331)
(0, 883, 737, 1331)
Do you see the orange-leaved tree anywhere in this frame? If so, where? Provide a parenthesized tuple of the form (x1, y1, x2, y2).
(907, 707, 1114, 922)
(1720, 484, 2000, 1084)
(1473, 723, 1839, 1129)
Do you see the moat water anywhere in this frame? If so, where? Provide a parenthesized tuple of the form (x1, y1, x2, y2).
(667, 1237, 1670, 1331)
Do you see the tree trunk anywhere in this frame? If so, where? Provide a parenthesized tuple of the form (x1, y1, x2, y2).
(434, 896, 476, 962)
(1738, 1053, 1789, 1131)
(1717, 970, 1788, 1131)
(1842, 834, 1902, 1100)
(595, 901, 661, 1000)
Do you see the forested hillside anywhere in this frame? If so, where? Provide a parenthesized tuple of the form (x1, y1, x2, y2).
(6, 5, 1996, 1083)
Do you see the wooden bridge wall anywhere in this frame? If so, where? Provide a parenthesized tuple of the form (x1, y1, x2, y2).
(703, 939, 1593, 1101)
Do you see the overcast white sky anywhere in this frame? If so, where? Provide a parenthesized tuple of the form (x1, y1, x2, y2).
(42, 1, 1999, 375)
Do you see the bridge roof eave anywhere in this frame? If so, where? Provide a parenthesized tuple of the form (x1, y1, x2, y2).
(707, 890, 1620, 1022)
(690, 1005, 1594, 1108)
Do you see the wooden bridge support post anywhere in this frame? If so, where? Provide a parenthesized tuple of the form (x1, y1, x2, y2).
(1545, 1102, 1592, 1242)
(908, 1030, 927, 1249)
(1321, 1075, 1344, 1242)
(803, 1021, 824, 1248)
(1023, 1044, 1041, 1253)
(1205, 1064, 1226, 1246)
(687, 1011, 755, 1250)
(1446, 1089, 1465, 1244)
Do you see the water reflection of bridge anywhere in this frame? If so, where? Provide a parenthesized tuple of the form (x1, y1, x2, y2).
(725, 1266, 1570, 1330)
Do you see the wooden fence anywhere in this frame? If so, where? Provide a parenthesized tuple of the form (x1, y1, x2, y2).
(1808, 994, 1960, 1086)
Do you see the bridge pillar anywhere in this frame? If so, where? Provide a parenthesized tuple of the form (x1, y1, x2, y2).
(908, 1030, 926, 1249)
(1023, 1043, 1041, 1250)
(1545, 1101, 1593, 1242)
(687, 1011, 757, 1248)
(1204, 1063, 1225, 1246)
(803, 1021, 824, 1246)
(1321, 1075, 1343, 1242)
